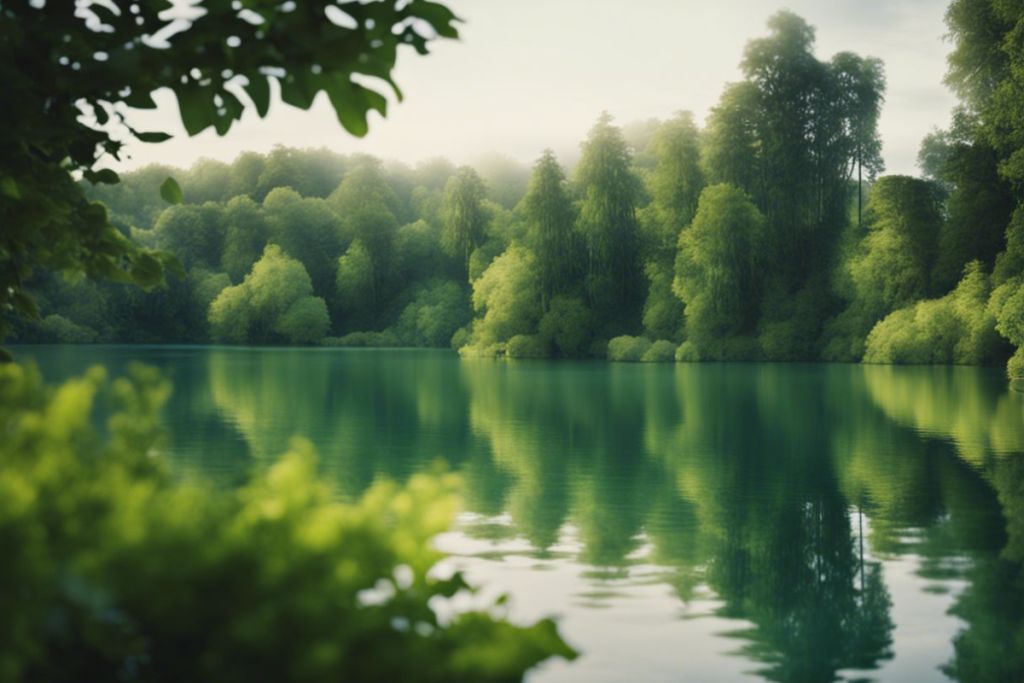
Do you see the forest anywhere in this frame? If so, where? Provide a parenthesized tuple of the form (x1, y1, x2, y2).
(12, 8, 1024, 376)
(4, 0, 1024, 680)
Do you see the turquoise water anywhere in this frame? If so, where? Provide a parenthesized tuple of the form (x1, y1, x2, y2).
(17, 345, 1024, 682)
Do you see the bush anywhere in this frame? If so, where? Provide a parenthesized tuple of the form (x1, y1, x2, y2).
(0, 363, 575, 682)
(457, 341, 503, 358)
(275, 296, 331, 344)
(449, 325, 472, 350)
(506, 334, 550, 359)
(466, 245, 540, 348)
(676, 341, 700, 362)
(36, 314, 98, 343)
(607, 335, 652, 362)
(641, 339, 677, 362)
(210, 245, 330, 345)
(1009, 348, 1024, 379)
(322, 330, 400, 347)
(393, 279, 471, 348)
(864, 262, 1003, 364)
(538, 296, 593, 357)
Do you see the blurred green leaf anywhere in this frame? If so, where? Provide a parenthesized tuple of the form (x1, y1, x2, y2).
(160, 177, 184, 205)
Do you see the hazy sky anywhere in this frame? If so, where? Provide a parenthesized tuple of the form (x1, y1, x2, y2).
(118, 0, 956, 176)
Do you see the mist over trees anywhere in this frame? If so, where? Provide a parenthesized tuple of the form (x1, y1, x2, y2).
(16, 6, 1024, 377)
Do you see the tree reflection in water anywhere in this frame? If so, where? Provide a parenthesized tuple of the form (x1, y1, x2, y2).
(22, 346, 1024, 682)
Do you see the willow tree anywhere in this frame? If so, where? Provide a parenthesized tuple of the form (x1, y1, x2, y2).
(441, 167, 489, 279)
(575, 113, 644, 333)
(521, 150, 577, 310)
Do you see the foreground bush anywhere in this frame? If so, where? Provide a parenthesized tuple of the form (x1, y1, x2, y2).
(0, 364, 574, 682)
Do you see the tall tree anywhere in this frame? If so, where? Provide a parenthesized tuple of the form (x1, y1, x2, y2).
(441, 167, 489, 279)
(329, 160, 401, 301)
(829, 52, 886, 230)
(521, 151, 577, 310)
(643, 112, 705, 257)
(575, 113, 644, 333)
(673, 184, 766, 352)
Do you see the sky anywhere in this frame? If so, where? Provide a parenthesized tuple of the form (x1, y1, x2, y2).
(117, 0, 957, 176)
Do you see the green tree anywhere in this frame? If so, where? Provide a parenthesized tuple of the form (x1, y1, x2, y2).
(263, 188, 343, 298)
(393, 279, 471, 347)
(183, 158, 232, 204)
(673, 184, 766, 354)
(329, 160, 401, 299)
(852, 176, 944, 313)
(521, 150, 578, 309)
(575, 113, 644, 333)
(221, 196, 272, 283)
(538, 296, 594, 357)
(461, 245, 541, 354)
(151, 202, 226, 271)
(0, 0, 458, 342)
(335, 240, 376, 328)
(702, 12, 885, 352)
(442, 167, 489, 278)
(822, 176, 945, 360)
(209, 245, 329, 345)
(642, 111, 704, 257)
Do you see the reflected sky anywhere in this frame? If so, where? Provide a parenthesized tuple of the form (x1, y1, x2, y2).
(17, 346, 1024, 683)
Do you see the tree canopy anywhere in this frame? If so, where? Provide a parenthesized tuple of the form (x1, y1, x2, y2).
(0, 0, 459, 340)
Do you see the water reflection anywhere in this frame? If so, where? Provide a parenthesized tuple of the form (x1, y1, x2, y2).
(20, 346, 1024, 682)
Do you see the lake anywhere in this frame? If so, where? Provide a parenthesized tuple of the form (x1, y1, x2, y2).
(15, 345, 1024, 682)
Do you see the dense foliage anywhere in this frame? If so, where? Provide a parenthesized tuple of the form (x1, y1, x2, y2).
(13, 4, 1024, 377)
(0, 362, 575, 681)
(0, 0, 458, 342)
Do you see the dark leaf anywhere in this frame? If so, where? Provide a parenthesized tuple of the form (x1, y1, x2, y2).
(136, 131, 173, 143)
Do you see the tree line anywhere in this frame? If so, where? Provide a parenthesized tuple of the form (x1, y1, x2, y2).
(15, 6, 1024, 377)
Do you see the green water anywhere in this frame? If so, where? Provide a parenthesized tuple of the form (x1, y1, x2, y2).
(17, 345, 1024, 682)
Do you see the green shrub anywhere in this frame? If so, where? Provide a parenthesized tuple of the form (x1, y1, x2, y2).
(676, 341, 701, 362)
(466, 245, 541, 348)
(457, 342, 503, 358)
(210, 245, 330, 345)
(450, 325, 472, 350)
(607, 335, 652, 362)
(393, 279, 470, 348)
(1008, 347, 1024, 379)
(0, 363, 575, 682)
(864, 262, 1003, 364)
(36, 314, 98, 343)
(641, 339, 676, 362)
(506, 334, 550, 359)
(322, 330, 400, 347)
(538, 296, 593, 357)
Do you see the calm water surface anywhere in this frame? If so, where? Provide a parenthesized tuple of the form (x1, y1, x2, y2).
(16, 346, 1024, 683)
